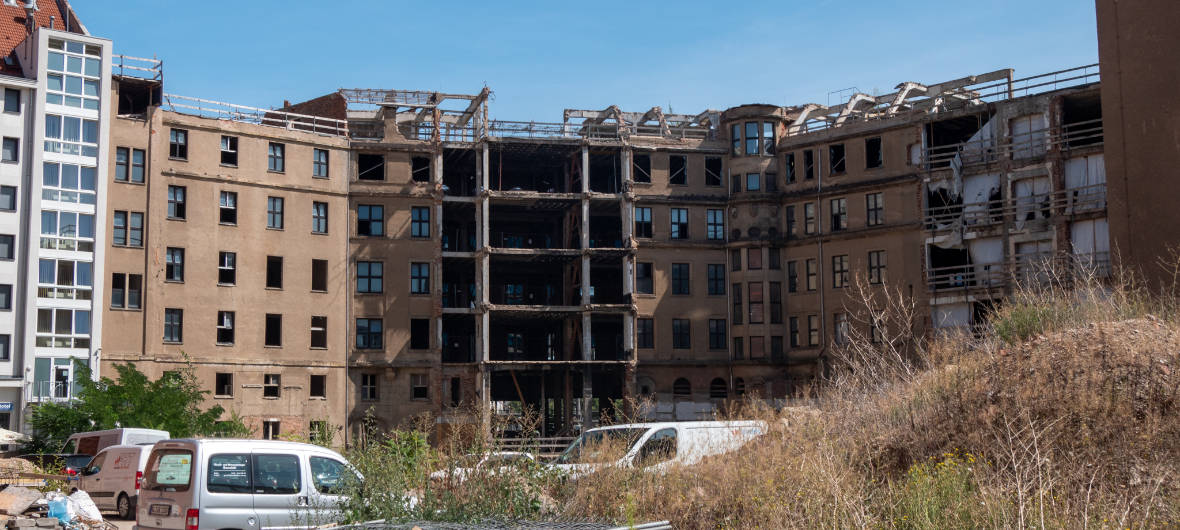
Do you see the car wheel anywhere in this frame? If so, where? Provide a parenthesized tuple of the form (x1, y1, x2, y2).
(117, 493, 133, 520)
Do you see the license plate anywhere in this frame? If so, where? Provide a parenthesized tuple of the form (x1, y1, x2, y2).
(149, 504, 170, 516)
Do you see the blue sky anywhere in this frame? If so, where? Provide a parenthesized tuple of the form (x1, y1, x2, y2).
(75, 0, 1099, 122)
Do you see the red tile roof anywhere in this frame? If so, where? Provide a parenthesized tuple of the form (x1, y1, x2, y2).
(0, 0, 71, 77)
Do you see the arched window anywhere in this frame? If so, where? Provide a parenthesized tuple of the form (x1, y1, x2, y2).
(672, 378, 691, 397)
(734, 377, 745, 396)
(709, 378, 728, 399)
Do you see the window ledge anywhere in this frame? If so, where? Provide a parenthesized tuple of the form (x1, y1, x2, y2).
(168, 157, 187, 162)
(219, 222, 237, 227)
(312, 175, 329, 180)
(311, 289, 328, 294)
(215, 342, 235, 347)
(310, 347, 328, 350)
(309, 396, 327, 400)
(163, 280, 184, 284)
(220, 163, 238, 168)
(109, 307, 143, 312)
(114, 180, 145, 186)
(217, 283, 235, 287)
(163, 341, 182, 345)
(266, 227, 284, 231)
(264, 345, 282, 349)
(311, 231, 328, 236)
(264, 287, 283, 291)
(213, 395, 233, 399)
(262, 396, 280, 400)
(166, 216, 185, 222)
(267, 170, 285, 175)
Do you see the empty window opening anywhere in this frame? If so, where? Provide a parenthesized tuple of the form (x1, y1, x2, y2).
(265, 314, 282, 347)
(312, 259, 328, 292)
(310, 316, 327, 349)
(215, 373, 233, 396)
(705, 157, 723, 186)
(803, 150, 815, 180)
(442, 148, 477, 195)
(411, 156, 431, 182)
(590, 314, 625, 360)
(928, 245, 973, 290)
(865, 137, 882, 169)
(358, 153, 385, 181)
(220, 136, 238, 166)
(410, 318, 430, 350)
(442, 315, 475, 363)
(263, 374, 280, 398)
(489, 144, 571, 192)
(1062, 93, 1103, 148)
(668, 155, 687, 185)
(709, 378, 727, 399)
(925, 113, 991, 169)
(632, 153, 652, 183)
(829, 144, 846, 174)
(310, 374, 326, 398)
(266, 256, 283, 289)
(589, 151, 622, 193)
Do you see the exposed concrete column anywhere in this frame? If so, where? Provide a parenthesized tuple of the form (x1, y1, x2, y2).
(581, 145, 590, 193)
(580, 144, 594, 429)
(433, 151, 443, 185)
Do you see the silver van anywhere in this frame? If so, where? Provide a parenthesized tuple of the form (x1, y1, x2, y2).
(134, 439, 357, 530)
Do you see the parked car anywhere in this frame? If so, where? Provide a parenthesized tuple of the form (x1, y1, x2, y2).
(135, 439, 359, 530)
(77, 444, 154, 519)
(23, 453, 93, 477)
(429, 451, 538, 484)
(62, 428, 170, 456)
(551, 420, 766, 478)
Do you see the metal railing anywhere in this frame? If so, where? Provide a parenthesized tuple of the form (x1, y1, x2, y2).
(29, 381, 71, 401)
(162, 94, 349, 137)
(922, 118, 1103, 169)
(112, 54, 162, 81)
(925, 182, 1107, 228)
(927, 252, 1111, 292)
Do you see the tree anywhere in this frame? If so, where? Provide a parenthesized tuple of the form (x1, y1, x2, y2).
(25, 360, 250, 453)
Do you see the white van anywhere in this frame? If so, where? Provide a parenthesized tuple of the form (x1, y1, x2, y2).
(78, 444, 154, 519)
(135, 439, 358, 530)
(63, 428, 170, 456)
(551, 420, 765, 478)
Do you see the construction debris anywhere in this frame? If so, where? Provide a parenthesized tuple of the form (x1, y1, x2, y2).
(0, 487, 108, 530)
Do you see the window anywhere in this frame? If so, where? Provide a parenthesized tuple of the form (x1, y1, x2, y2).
(266, 256, 283, 289)
(0, 284, 9, 310)
(705, 157, 722, 186)
(787, 261, 798, 293)
(806, 259, 817, 291)
(804, 202, 816, 235)
(165, 247, 184, 282)
(410, 318, 429, 350)
(356, 318, 382, 349)
(411, 206, 430, 238)
(410, 262, 430, 294)
(3, 88, 18, 113)
(411, 156, 430, 182)
(313, 149, 329, 178)
(265, 314, 282, 347)
(866, 192, 884, 226)
(668, 155, 686, 185)
(731, 124, 741, 155)
(670, 208, 688, 240)
(110, 273, 142, 309)
(771, 336, 784, 360)
(635, 262, 653, 294)
(869, 250, 887, 284)
(0, 234, 10, 260)
(807, 315, 820, 346)
(361, 373, 378, 401)
(214, 251, 236, 285)
(126, 213, 144, 247)
(732, 284, 742, 325)
(762, 122, 775, 155)
(356, 261, 382, 293)
(0, 185, 14, 211)
(732, 337, 744, 360)
(637, 318, 653, 349)
(42, 162, 97, 206)
(267, 197, 284, 229)
(216, 311, 235, 344)
(769, 248, 781, 270)
(750, 336, 765, 359)
(45, 41, 101, 109)
(770, 282, 783, 324)
(312, 202, 328, 234)
(748, 282, 764, 324)
(262, 422, 280, 440)
(708, 319, 726, 350)
(312, 259, 328, 292)
(765, 172, 778, 192)
(834, 312, 850, 345)
(310, 375, 326, 398)
(267, 142, 285, 172)
(112, 211, 126, 246)
(745, 173, 760, 191)
(707, 264, 725, 295)
(866, 137, 883, 168)
(832, 255, 849, 288)
(167, 186, 186, 219)
(215, 373, 233, 396)
(357, 205, 383, 236)
(747, 247, 762, 270)
(672, 319, 690, 349)
(115, 147, 128, 180)
(220, 136, 238, 166)
(634, 207, 652, 238)
(789, 317, 800, 348)
(731, 249, 741, 271)
(1, 137, 17, 162)
(830, 198, 847, 231)
(219, 191, 237, 224)
(310, 316, 327, 348)
(411, 374, 429, 400)
(263, 374, 281, 398)
(744, 122, 759, 156)
(731, 170, 741, 192)
(169, 129, 187, 159)
(632, 153, 651, 183)
(44, 114, 98, 156)
(804, 150, 815, 180)
(164, 308, 182, 343)
(671, 263, 690, 295)
(706, 209, 724, 240)
(785, 153, 796, 183)
(829, 143, 845, 174)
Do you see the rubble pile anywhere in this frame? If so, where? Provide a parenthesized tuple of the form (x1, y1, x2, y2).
(0, 486, 112, 530)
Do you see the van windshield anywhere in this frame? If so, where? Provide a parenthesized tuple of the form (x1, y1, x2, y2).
(142, 449, 193, 492)
(554, 428, 647, 465)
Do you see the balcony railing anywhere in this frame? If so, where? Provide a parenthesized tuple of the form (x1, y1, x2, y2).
(29, 381, 71, 401)
(927, 252, 1111, 292)
(162, 94, 349, 137)
(925, 183, 1107, 229)
(112, 54, 162, 81)
(922, 118, 1103, 170)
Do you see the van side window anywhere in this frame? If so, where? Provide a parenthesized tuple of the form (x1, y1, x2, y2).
(635, 428, 677, 467)
(208, 454, 252, 493)
(84, 452, 106, 475)
(310, 457, 349, 495)
(253, 454, 301, 495)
